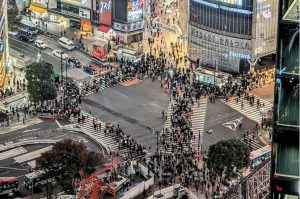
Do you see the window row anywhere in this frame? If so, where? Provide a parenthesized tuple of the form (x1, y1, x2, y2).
(190, 0, 253, 36)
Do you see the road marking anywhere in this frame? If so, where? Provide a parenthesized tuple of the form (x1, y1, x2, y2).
(222, 117, 243, 131)
(0, 166, 28, 171)
(14, 146, 53, 163)
(0, 147, 27, 161)
(23, 128, 40, 133)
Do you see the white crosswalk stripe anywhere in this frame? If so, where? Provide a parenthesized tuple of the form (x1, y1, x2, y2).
(241, 133, 264, 151)
(160, 95, 191, 154)
(69, 111, 126, 157)
(222, 97, 273, 123)
(70, 111, 149, 160)
(78, 71, 134, 96)
(191, 97, 208, 152)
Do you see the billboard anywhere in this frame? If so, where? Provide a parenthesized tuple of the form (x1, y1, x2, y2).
(127, 0, 143, 22)
(99, 0, 112, 26)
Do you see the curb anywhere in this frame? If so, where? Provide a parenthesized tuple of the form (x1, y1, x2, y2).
(257, 129, 271, 146)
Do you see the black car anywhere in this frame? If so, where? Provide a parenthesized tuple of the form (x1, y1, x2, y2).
(83, 65, 97, 75)
(67, 58, 81, 68)
(19, 34, 34, 43)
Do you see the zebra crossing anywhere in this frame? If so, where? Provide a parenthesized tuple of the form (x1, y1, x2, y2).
(241, 132, 264, 151)
(160, 96, 192, 154)
(79, 71, 134, 96)
(191, 97, 208, 152)
(69, 111, 124, 157)
(222, 97, 273, 123)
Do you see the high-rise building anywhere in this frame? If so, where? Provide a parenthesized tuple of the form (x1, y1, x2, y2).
(188, 0, 278, 73)
(0, 0, 9, 89)
(271, 0, 299, 198)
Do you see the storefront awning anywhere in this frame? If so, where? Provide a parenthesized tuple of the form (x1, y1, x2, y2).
(29, 5, 47, 14)
(97, 25, 110, 33)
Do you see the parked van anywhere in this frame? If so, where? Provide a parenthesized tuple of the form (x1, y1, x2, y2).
(58, 37, 75, 50)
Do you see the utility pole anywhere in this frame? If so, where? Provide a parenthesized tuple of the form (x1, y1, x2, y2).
(214, 59, 216, 87)
(64, 60, 68, 111)
(60, 53, 63, 87)
(198, 130, 200, 161)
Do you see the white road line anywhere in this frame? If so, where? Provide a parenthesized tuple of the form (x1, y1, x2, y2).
(14, 146, 53, 163)
(0, 147, 27, 161)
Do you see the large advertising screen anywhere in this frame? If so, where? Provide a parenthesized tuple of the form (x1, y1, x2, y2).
(99, 0, 112, 26)
(190, 0, 253, 37)
(127, 0, 143, 22)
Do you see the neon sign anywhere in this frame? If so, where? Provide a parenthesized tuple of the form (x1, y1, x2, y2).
(127, 0, 143, 22)
(99, 0, 112, 26)
(100, 1, 111, 12)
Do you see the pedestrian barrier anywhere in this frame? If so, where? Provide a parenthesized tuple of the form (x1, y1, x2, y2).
(0, 139, 61, 152)
(120, 176, 154, 199)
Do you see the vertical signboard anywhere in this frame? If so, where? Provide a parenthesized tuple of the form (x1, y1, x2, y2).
(127, 0, 143, 22)
(253, 0, 278, 58)
(99, 0, 112, 26)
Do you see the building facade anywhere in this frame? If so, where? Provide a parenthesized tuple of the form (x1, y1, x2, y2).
(188, 0, 278, 73)
(113, 0, 145, 44)
(271, 0, 299, 198)
(0, 0, 9, 89)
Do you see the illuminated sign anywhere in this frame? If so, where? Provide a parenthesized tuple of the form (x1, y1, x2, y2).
(79, 8, 90, 19)
(192, 0, 252, 15)
(229, 51, 250, 59)
(99, 0, 112, 26)
(32, 0, 48, 8)
(127, 0, 143, 22)
(113, 21, 144, 32)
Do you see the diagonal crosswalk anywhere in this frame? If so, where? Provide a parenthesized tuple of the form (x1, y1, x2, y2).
(191, 97, 208, 152)
(222, 97, 273, 123)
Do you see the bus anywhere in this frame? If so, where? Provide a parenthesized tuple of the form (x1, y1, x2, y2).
(58, 37, 75, 50)
(24, 170, 47, 190)
(0, 177, 19, 195)
(250, 144, 272, 168)
(19, 23, 38, 35)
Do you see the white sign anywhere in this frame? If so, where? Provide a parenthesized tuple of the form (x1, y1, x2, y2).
(113, 21, 144, 32)
(189, 26, 252, 50)
(79, 8, 90, 19)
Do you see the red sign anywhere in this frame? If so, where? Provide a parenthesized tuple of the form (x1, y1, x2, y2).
(99, 0, 112, 26)
(92, 48, 106, 59)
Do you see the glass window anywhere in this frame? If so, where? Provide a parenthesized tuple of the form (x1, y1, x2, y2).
(278, 23, 300, 75)
(189, 0, 253, 37)
(275, 78, 299, 127)
(275, 142, 299, 177)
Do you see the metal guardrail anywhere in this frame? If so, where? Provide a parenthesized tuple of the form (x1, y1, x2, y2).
(0, 139, 61, 152)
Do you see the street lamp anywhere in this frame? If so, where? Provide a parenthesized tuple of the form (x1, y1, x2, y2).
(260, 107, 266, 128)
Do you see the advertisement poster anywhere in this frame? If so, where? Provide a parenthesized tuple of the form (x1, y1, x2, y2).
(99, 0, 112, 26)
(127, 0, 143, 22)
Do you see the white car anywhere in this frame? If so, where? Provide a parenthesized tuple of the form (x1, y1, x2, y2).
(35, 40, 47, 49)
(52, 49, 68, 60)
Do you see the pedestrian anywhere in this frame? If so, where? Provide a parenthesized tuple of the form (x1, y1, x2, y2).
(22, 117, 25, 124)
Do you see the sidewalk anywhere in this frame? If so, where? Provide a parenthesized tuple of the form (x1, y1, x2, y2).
(257, 128, 272, 146)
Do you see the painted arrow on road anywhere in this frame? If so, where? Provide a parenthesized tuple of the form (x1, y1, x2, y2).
(222, 117, 243, 131)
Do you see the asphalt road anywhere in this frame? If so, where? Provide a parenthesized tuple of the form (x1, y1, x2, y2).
(8, 35, 93, 81)
(82, 79, 169, 151)
(202, 100, 256, 150)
